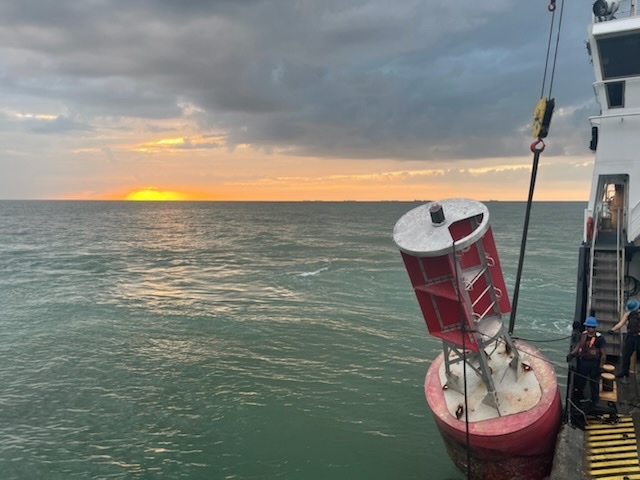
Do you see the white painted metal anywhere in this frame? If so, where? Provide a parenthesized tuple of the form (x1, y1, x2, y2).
(393, 199, 489, 257)
(587, 8, 640, 244)
(439, 341, 542, 422)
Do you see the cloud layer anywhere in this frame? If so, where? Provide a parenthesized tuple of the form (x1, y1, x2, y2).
(0, 0, 598, 199)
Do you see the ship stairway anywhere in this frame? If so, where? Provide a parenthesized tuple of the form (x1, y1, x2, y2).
(590, 250, 624, 357)
(584, 412, 640, 479)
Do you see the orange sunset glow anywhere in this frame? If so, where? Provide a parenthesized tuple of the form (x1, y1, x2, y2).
(126, 189, 187, 201)
(59, 153, 592, 203)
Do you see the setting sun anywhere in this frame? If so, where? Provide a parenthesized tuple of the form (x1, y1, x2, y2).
(125, 188, 188, 201)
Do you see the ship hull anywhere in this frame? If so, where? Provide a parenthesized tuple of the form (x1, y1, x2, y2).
(425, 340, 562, 480)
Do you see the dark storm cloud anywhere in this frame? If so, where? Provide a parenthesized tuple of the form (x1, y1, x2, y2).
(0, 0, 596, 160)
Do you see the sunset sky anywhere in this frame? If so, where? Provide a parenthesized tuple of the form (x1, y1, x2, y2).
(0, 0, 597, 201)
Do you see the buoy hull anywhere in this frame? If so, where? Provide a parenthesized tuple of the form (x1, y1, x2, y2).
(425, 341, 562, 480)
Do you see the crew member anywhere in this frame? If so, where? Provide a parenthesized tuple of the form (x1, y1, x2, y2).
(569, 316, 606, 405)
(609, 298, 640, 383)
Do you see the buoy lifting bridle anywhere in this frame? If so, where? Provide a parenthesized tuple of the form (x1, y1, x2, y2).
(509, 0, 564, 335)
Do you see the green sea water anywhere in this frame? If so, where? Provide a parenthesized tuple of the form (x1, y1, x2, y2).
(0, 201, 583, 479)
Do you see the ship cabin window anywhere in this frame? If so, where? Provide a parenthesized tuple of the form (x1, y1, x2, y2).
(606, 81, 625, 108)
(597, 32, 640, 79)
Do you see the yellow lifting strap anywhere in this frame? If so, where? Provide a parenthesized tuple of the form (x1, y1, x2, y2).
(532, 97, 555, 139)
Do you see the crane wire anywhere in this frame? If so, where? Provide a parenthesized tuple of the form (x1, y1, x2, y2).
(509, 0, 565, 335)
(548, 0, 566, 98)
(539, 5, 556, 98)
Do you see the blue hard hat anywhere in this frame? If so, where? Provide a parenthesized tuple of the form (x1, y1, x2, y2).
(626, 299, 640, 312)
(584, 316, 598, 327)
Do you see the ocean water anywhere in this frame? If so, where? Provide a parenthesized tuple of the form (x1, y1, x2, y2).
(0, 201, 583, 480)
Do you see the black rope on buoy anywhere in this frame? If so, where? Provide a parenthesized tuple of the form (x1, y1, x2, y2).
(452, 242, 472, 480)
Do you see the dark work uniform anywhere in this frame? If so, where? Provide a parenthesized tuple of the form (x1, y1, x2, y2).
(574, 332, 606, 404)
(620, 310, 640, 377)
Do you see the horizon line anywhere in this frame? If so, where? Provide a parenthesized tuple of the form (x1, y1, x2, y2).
(0, 198, 589, 203)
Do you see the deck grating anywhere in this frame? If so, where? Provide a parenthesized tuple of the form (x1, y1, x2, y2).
(586, 415, 640, 479)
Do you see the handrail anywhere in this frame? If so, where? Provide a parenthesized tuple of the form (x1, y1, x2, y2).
(617, 207, 622, 314)
(586, 203, 602, 313)
(589, 111, 640, 121)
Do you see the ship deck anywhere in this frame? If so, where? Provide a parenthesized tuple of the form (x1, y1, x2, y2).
(550, 373, 640, 479)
